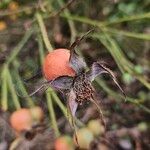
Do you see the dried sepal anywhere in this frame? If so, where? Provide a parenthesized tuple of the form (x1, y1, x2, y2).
(67, 89, 78, 117)
(20, 76, 73, 97)
(69, 47, 87, 74)
(69, 29, 94, 74)
(86, 61, 108, 81)
(67, 89, 79, 145)
(50, 76, 73, 91)
(87, 61, 126, 97)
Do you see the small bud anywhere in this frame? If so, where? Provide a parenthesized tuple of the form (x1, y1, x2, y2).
(74, 128, 94, 149)
(88, 119, 105, 136)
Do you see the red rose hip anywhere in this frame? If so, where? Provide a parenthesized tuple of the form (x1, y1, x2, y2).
(43, 49, 76, 80)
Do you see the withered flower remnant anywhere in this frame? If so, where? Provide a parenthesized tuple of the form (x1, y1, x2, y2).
(27, 30, 125, 128)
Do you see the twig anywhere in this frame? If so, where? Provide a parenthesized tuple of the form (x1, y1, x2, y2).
(52, 0, 77, 17)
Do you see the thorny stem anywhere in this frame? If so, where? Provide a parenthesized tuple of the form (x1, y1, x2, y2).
(1, 35, 36, 112)
(102, 12, 150, 26)
(1, 66, 8, 111)
(105, 27, 150, 41)
(13, 61, 34, 107)
(60, 12, 150, 27)
(46, 90, 60, 137)
(96, 34, 125, 74)
(36, 12, 53, 52)
(60, 12, 150, 89)
(100, 30, 150, 89)
(51, 92, 67, 117)
(90, 32, 150, 89)
(7, 69, 21, 110)
(0, 27, 34, 111)
(37, 34, 60, 136)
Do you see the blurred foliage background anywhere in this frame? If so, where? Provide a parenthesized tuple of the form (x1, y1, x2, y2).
(0, 0, 150, 149)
